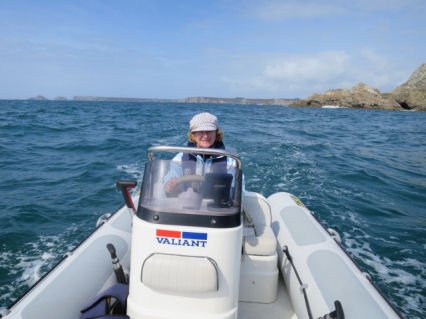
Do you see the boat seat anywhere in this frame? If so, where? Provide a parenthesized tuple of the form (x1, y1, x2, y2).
(244, 226, 277, 256)
(242, 191, 272, 228)
(141, 253, 218, 293)
(240, 192, 278, 303)
(242, 191, 276, 256)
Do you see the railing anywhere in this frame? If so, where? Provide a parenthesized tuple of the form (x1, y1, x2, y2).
(147, 145, 242, 170)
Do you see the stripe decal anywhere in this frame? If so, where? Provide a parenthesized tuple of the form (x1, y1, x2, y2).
(156, 229, 207, 240)
(156, 229, 181, 238)
(182, 232, 207, 240)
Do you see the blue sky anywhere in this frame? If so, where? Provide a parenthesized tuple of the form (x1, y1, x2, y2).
(0, 0, 425, 99)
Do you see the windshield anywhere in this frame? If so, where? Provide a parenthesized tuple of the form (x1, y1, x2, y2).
(137, 157, 242, 227)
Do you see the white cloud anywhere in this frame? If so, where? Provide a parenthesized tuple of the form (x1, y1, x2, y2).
(350, 0, 424, 12)
(249, 0, 424, 21)
(219, 49, 409, 98)
(360, 48, 387, 69)
(351, 48, 410, 89)
(253, 1, 344, 20)
(263, 51, 349, 82)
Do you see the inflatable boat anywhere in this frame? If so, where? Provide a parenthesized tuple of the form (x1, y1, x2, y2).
(0, 146, 404, 319)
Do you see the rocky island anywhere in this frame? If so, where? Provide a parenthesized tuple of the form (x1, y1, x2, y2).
(28, 95, 48, 100)
(178, 97, 298, 105)
(291, 63, 426, 111)
(70, 96, 298, 106)
(389, 64, 426, 110)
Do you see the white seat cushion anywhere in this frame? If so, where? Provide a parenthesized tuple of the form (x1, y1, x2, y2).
(244, 226, 277, 256)
(242, 192, 272, 227)
(142, 253, 218, 293)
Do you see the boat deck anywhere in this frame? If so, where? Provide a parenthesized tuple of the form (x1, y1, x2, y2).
(238, 278, 298, 319)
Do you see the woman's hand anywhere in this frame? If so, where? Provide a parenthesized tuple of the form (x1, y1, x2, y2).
(165, 177, 178, 194)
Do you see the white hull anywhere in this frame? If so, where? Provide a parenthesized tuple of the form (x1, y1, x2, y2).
(1, 203, 133, 319)
(1, 192, 402, 319)
(269, 192, 401, 319)
(321, 105, 346, 109)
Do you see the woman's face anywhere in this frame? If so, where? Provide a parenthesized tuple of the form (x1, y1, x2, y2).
(193, 130, 216, 148)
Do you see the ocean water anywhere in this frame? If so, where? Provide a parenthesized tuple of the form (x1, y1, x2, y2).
(0, 100, 425, 318)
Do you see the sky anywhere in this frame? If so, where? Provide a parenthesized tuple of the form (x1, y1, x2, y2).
(0, 0, 425, 100)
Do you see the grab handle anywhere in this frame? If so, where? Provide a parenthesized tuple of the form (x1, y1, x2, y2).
(147, 145, 241, 170)
(116, 180, 137, 211)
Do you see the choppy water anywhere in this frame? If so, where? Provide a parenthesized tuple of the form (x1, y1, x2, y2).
(0, 100, 425, 318)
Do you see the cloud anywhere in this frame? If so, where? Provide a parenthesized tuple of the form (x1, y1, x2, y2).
(253, 1, 344, 20)
(263, 51, 349, 82)
(221, 51, 351, 97)
(249, 0, 424, 21)
(353, 48, 410, 89)
(350, 0, 424, 12)
(219, 49, 408, 98)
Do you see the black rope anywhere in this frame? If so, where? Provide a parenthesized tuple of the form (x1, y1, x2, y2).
(283, 246, 314, 319)
(283, 246, 346, 319)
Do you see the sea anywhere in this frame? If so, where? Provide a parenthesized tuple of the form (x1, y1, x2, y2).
(0, 100, 425, 318)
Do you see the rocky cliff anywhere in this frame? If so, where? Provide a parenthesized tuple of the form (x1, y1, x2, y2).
(292, 83, 400, 110)
(28, 95, 48, 100)
(389, 63, 426, 111)
(292, 63, 426, 111)
(180, 97, 298, 106)
(72, 96, 176, 102)
(71, 96, 299, 106)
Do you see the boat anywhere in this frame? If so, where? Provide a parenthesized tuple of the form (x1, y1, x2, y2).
(321, 105, 346, 109)
(0, 146, 404, 319)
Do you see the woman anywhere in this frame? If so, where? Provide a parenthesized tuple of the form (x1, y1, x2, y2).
(164, 112, 240, 195)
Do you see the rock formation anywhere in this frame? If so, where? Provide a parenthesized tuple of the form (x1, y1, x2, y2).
(180, 97, 298, 106)
(291, 63, 426, 111)
(72, 96, 177, 102)
(28, 95, 48, 100)
(71, 96, 299, 106)
(292, 83, 401, 110)
(389, 63, 426, 111)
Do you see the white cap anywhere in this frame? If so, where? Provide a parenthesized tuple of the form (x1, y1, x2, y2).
(189, 112, 218, 132)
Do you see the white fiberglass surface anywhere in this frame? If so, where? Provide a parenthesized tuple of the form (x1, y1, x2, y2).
(280, 206, 326, 245)
(308, 250, 388, 318)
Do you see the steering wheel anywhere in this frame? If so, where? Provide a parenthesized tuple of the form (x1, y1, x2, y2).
(165, 175, 205, 196)
(175, 175, 205, 186)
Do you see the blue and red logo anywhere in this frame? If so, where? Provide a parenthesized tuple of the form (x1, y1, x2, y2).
(156, 229, 208, 247)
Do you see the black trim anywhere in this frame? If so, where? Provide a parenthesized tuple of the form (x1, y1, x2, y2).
(282, 246, 314, 319)
(283, 245, 346, 319)
(136, 206, 241, 228)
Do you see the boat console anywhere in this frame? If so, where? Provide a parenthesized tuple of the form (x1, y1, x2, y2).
(127, 146, 244, 319)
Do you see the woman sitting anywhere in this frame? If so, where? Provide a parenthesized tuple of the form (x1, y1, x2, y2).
(164, 112, 242, 196)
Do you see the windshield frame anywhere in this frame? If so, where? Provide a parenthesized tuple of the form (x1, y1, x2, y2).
(148, 145, 242, 204)
(135, 146, 243, 228)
